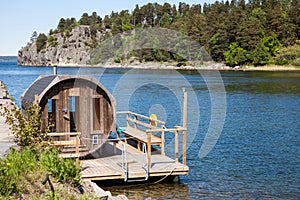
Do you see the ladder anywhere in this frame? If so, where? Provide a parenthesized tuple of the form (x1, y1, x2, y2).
(121, 143, 149, 182)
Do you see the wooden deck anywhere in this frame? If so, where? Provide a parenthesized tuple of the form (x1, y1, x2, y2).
(56, 91, 189, 182)
(80, 142, 189, 181)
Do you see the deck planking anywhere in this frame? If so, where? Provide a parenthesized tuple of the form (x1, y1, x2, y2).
(80, 142, 188, 181)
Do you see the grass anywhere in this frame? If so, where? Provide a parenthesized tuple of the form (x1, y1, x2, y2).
(0, 147, 98, 199)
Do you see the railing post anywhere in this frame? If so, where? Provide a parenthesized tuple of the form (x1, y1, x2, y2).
(146, 131, 152, 171)
(134, 114, 138, 129)
(126, 112, 130, 128)
(161, 129, 165, 155)
(182, 129, 186, 166)
(183, 90, 187, 166)
(75, 134, 80, 167)
(174, 128, 179, 163)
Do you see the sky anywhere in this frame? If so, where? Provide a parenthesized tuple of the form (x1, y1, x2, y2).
(0, 0, 216, 56)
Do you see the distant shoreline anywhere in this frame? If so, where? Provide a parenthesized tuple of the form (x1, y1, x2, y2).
(2, 58, 299, 71)
(19, 62, 300, 72)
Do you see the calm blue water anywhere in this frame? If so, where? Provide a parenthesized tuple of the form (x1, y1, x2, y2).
(1, 62, 300, 199)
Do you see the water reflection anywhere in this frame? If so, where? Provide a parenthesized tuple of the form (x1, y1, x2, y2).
(222, 71, 300, 94)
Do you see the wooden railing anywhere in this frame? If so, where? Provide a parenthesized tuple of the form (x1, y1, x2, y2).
(146, 126, 187, 169)
(117, 111, 166, 130)
(117, 111, 187, 171)
(47, 132, 81, 167)
(117, 111, 165, 152)
(116, 90, 187, 171)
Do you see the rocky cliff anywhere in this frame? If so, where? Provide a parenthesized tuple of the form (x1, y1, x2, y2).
(18, 26, 107, 66)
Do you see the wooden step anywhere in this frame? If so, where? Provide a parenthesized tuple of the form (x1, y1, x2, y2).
(60, 146, 89, 153)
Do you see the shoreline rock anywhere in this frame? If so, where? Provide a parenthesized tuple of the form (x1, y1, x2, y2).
(19, 60, 300, 71)
(85, 180, 128, 200)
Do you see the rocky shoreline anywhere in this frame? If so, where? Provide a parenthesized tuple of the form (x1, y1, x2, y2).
(20, 60, 300, 71)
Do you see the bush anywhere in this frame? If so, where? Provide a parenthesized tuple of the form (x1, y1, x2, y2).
(1, 103, 51, 150)
(40, 149, 81, 186)
(0, 148, 82, 198)
(0, 104, 82, 198)
(274, 42, 300, 66)
(48, 36, 58, 48)
(224, 43, 248, 67)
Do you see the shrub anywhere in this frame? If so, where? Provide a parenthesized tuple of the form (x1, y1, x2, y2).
(224, 42, 248, 66)
(48, 35, 58, 48)
(0, 104, 82, 198)
(39, 149, 81, 186)
(274, 42, 300, 66)
(1, 103, 51, 150)
(0, 148, 82, 198)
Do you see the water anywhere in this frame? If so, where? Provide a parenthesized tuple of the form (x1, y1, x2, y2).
(1, 62, 300, 199)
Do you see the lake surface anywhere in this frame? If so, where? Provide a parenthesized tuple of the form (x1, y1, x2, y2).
(0, 62, 299, 199)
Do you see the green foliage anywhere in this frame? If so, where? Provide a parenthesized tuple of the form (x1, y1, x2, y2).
(114, 57, 122, 63)
(251, 42, 271, 66)
(35, 0, 299, 66)
(274, 41, 300, 66)
(47, 35, 58, 48)
(224, 43, 248, 66)
(64, 29, 72, 38)
(30, 31, 38, 42)
(262, 33, 281, 56)
(0, 103, 81, 197)
(0, 148, 38, 196)
(57, 17, 77, 33)
(0, 148, 82, 198)
(1, 103, 50, 149)
(36, 33, 48, 53)
(40, 149, 81, 186)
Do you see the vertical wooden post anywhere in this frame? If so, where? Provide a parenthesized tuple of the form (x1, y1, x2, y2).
(174, 129, 179, 163)
(75, 134, 80, 167)
(147, 131, 152, 171)
(183, 91, 187, 128)
(183, 91, 187, 166)
(182, 129, 187, 166)
(161, 129, 165, 155)
(134, 114, 138, 129)
(126, 112, 130, 128)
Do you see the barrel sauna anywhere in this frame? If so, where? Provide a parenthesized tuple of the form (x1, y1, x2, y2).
(21, 75, 116, 157)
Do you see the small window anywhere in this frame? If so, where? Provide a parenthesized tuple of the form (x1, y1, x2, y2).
(93, 135, 98, 145)
(48, 99, 52, 113)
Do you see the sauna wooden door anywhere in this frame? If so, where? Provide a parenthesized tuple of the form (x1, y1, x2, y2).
(61, 89, 80, 133)
(60, 89, 70, 133)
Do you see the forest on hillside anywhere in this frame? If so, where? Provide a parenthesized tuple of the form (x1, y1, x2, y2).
(37, 0, 299, 66)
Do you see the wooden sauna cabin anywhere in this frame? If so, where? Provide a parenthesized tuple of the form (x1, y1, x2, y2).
(21, 75, 116, 157)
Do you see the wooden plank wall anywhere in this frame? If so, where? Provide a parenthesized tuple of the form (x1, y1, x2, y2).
(39, 81, 115, 155)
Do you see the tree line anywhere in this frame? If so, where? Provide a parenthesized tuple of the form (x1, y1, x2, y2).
(36, 0, 300, 66)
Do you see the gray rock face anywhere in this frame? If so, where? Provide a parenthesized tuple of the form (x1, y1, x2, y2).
(18, 25, 106, 66)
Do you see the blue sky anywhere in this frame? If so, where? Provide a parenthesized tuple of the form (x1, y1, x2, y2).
(0, 0, 215, 56)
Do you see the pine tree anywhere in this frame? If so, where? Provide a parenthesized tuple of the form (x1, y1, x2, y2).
(30, 31, 38, 42)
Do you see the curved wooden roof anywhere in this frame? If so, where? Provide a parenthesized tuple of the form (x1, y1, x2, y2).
(21, 75, 115, 109)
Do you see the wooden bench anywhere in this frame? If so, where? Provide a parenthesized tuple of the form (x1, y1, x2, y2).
(116, 111, 166, 153)
(121, 127, 162, 151)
